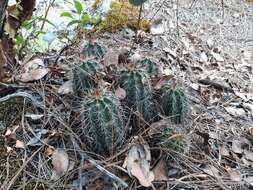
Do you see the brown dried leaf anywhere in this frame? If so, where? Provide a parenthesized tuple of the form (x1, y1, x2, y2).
(226, 167, 242, 182)
(244, 150, 253, 162)
(202, 165, 220, 178)
(15, 140, 25, 149)
(17, 68, 50, 82)
(220, 145, 230, 157)
(58, 80, 73, 95)
(152, 159, 169, 181)
(124, 144, 154, 187)
(51, 149, 69, 180)
(232, 140, 243, 154)
(115, 87, 126, 100)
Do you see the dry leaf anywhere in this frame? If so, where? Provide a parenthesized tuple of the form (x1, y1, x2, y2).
(51, 149, 69, 180)
(211, 52, 224, 62)
(115, 87, 126, 100)
(232, 140, 243, 154)
(23, 58, 44, 72)
(124, 144, 154, 187)
(220, 145, 230, 157)
(15, 140, 25, 149)
(163, 48, 177, 58)
(152, 159, 169, 181)
(225, 107, 246, 117)
(130, 52, 142, 64)
(150, 19, 165, 35)
(58, 80, 73, 95)
(4, 128, 16, 142)
(244, 176, 253, 186)
(17, 68, 50, 82)
(244, 150, 253, 162)
(25, 113, 44, 120)
(202, 165, 220, 178)
(6, 146, 13, 153)
(226, 167, 242, 182)
(200, 52, 208, 62)
(45, 146, 55, 156)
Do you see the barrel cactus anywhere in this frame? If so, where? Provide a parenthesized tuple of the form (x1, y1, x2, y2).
(82, 41, 106, 58)
(82, 89, 125, 153)
(119, 63, 155, 122)
(160, 86, 187, 123)
(159, 127, 185, 153)
(138, 58, 159, 75)
(73, 60, 101, 95)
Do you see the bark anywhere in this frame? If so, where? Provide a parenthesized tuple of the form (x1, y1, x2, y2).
(0, 0, 8, 36)
(0, 0, 36, 79)
(0, 0, 8, 79)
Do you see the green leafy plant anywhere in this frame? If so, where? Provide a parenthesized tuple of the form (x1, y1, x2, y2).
(160, 86, 187, 123)
(73, 60, 101, 95)
(60, 0, 91, 27)
(129, 0, 148, 6)
(82, 89, 124, 153)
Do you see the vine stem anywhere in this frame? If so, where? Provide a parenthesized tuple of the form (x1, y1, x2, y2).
(137, 4, 143, 30)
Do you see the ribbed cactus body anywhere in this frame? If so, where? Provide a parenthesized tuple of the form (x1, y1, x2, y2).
(160, 87, 186, 123)
(139, 58, 159, 75)
(73, 60, 100, 95)
(120, 67, 155, 122)
(159, 127, 184, 153)
(83, 42, 106, 58)
(83, 91, 124, 152)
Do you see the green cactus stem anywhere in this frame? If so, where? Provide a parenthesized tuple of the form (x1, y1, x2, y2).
(138, 58, 159, 75)
(119, 63, 155, 122)
(159, 127, 184, 153)
(160, 86, 187, 123)
(82, 89, 124, 153)
(73, 60, 101, 95)
(82, 41, 107, 58)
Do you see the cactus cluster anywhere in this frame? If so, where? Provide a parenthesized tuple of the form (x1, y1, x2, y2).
(73, 41, 187, 153)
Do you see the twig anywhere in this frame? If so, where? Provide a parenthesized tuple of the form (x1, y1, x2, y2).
(198, 79, 233, 92)
(1, 147, 42, 190)
(71, 136, 128, 188)
(0, 91, 44, 108)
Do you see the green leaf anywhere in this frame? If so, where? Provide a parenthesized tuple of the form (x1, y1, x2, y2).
(67, 19, 82, 27)
(15, 35, 24, 45)
(60, 12, 73, 18)
(82, 13, 90, 24)
(22, 20, 33, 30)
(129, 0, 147, 6)
(74, 0, 83, 14)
